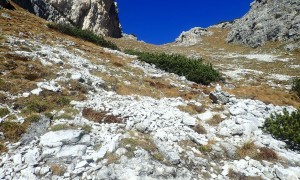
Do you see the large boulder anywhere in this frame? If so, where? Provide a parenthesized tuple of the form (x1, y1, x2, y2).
(12, 0, 122, 38)
(227, 0, 300, 48)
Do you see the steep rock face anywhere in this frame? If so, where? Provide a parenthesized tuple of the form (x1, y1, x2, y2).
(175, 27, 213, 46)
(227, 0, 300, 48)
(12, 0, 122, 38)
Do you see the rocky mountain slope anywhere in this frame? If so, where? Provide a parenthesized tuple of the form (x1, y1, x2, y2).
(0, 2, 300, 180)
(175, 0, 300, 50)
(11, 0, 122, 38)
(227, 0, 300, 49)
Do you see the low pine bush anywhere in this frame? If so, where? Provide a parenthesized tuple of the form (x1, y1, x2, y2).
(124, 50, 222, 85)
(292, 77, 300, 97)
(263, 109, 300, 151)
(47, 23, 119, 50)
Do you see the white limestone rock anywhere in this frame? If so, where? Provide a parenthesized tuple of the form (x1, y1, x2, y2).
(175, 27, 213, 46)
(12, 0, 122, 37)
(39, 130, 84, 147)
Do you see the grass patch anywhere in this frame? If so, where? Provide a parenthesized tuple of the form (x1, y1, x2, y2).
(124, 50, 222, 85)
(0, 141, 7, 154)
(227, 85, 300, 107)
(292, 77, 300, 97)
(0, 114, 42, 142)
(82, 108, 124, 124)
(121, 135, 160, 160)
(47, 23, 119, 50)
(198, 144, 212, 153)
(236, 141, 257, 158)
(82, 124, 92, 134)
(24, 114, 40, 124)
(0, 121, 27, 142)
(228, 169, 263, 180)
(50, 164, 66, 176)
(207, 114, 224, 126)
(0, 108, 10, 117)
(194, 124, 207, 134)
(16, 92, 75, 116)
(178, 104, 204, 115)
(263, 108, 300, 151)
(236, 141, 278, 161)
(50, 124, 73, 131)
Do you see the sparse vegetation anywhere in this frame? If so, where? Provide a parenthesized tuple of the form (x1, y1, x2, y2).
(292, 77, 300, 97)
(124, 50, 222, 85)
(257, 147, 278, 160)
(82, 108, 124, 124)
(194, 124, 207, 134)
(0, 108, 10, 117)
(24, 114, 40, 124)
(228, 169, 262, 180)
(207, 114, 224, 126)
(0, 141, 7, 154)
(263, 109, 300, 151)
(47, 23, 119, 50)
(236, 141, 257, 158)
(178, 104, 204, 115)
(82, 124, 92, 134)
(50, 124, 73, 131)
(0, 121, 27, 142)
(198, 144, 212, 153)
(121, 136, 159, 160)
(50, 164, 66, 176)
(236, 141, 278, 160)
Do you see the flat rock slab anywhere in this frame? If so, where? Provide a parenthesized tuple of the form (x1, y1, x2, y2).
(40, 130, 83, 147)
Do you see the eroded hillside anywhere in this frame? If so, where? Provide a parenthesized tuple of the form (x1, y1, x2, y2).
(0, 3, 300, 180)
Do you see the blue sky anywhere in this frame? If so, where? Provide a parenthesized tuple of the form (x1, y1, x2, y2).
(116, 0, 253, 45)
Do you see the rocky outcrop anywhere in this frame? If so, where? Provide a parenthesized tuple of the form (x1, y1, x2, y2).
(175, 27, 213, 46)
(12, 0, 122, 38)
(227, 0, 300, 48)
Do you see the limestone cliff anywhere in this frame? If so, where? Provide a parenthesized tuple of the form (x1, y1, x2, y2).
(12, 0, 122, 38)
(227, 0, 300, 49)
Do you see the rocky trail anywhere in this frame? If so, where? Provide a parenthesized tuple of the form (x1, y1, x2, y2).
(0, 1, 300, 180)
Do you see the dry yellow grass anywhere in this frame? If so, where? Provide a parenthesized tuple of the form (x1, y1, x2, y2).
(228, 85, 300, 107)
(50, 164, 66, 176)
(236, 141, 278, 161)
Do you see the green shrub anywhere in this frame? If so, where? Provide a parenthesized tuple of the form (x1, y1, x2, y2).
(263, 109, 300, 151)
(47, 23, 119, 50)
(292, 77, 300, 97)
(124, 50, 222, 85)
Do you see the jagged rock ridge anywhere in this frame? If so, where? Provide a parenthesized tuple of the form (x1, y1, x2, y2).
(11, 0, 122, 38)
(227, 0, 300, 48)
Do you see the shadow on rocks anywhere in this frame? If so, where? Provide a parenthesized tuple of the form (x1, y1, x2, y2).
(21, 114, 50, 145)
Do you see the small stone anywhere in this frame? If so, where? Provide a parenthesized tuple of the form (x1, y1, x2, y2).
(198, 111, 213, 121)
(13, 154, 22, 165)
(245, 156, 251, 161)
(40, 167, 50, 175)
(22, 92, 30, 97)
(31, 88, 43, 95)
(182, 117, 196, 126)
(71, 72, 83, 81)
(75, 160, 88, 169)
